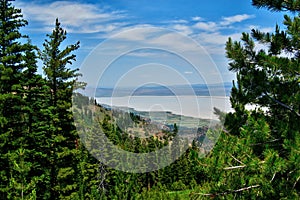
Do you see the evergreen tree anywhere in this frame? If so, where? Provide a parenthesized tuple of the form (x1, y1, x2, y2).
(0, 0, 42, 198)
(41, 18, 81, 199)
(191, 0, 300, 199)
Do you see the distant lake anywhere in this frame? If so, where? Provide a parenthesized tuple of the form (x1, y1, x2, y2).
(96, 96, 233, 120)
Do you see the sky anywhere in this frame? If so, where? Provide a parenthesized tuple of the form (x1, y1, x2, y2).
(13, 0, 285, 88)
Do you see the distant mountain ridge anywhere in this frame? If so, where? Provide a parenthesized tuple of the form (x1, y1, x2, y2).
(83, 82, 232, 97)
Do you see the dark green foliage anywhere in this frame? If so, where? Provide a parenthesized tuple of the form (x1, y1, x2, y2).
(135, 187, 173, 200)
(72, 95, 208, 199)
(252, 0, 300, 12)
(0, 0, 44, 198)
(0, 1, 91, 197)
(40, 18, 82, 199)
(191, 0, 300, 199)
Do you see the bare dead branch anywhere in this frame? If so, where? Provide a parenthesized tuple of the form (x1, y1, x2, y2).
(263, 92, 300, 117)
(229, 153, 245, 165)
(234, 185, 260, 192)
(192, 185, 260, 197)
(270, 172, 276, 182)
(196, 159, 208, 167)
(250, 138, 281, 146)
(293, 176, 300, 189)
(224, 165, 246, 170)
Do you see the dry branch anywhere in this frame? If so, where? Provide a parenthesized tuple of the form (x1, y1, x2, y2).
(192, 184, 260, 197)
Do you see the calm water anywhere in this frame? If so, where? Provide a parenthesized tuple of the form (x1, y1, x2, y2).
(96, 96, 233, 120)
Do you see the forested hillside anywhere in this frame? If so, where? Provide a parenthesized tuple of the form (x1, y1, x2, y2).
(0, 0, 299, 199)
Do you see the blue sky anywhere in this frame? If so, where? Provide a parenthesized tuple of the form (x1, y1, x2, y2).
(14, 0, 285, 88)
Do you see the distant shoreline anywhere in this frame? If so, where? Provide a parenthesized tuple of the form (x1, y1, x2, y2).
(95, 96, 232, 120)
(81, 82, 233, 97)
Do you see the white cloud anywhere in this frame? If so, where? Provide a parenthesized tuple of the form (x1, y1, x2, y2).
(192, 16, 203, 21)
(172, 24, 193, 35)
(127, 52, 156, 57)
(148, 32, 201, 53)
(127, 51, 167, 58)
(220, 14, 255, 26)
(169, 19, 189, 24)
(193, 21, 218, 32)
(109, 17, 258, 57)
(90, 26, 210, 60)
(197, 32, 240, 45)
(193, 32, 241, 54)
(112, 25, 160, 41)
(15, 1, 127, 33)
(164, 14, 259, 55)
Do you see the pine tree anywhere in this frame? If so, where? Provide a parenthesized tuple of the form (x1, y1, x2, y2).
(41, 18, 81, 199)
(22, 44, 56, 199)
(191, 0, 300, 199)
(0, 0, 42, 198)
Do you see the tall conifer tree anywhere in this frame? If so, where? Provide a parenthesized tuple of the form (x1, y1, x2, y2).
(41, 18, 81, 199)
(0, 0, 42, 198)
